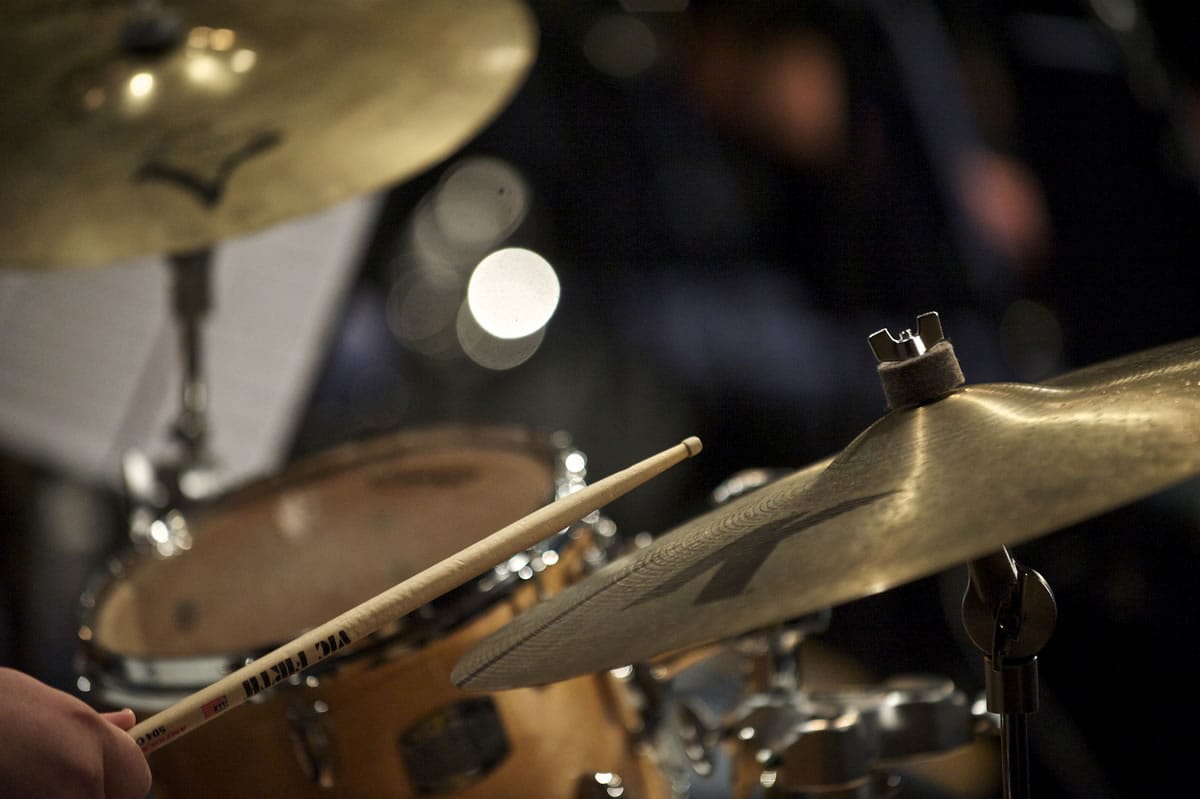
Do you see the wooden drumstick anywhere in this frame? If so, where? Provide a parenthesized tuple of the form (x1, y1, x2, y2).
(127, 436, 702, 755)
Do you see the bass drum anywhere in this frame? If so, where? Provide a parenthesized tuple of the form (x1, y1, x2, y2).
(77, 425, 673, 799)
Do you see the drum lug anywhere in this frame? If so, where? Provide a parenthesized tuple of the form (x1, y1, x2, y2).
(286, 700, 336, 789)
(577, 771, 628, 798)
(674, 698, 722, 778)
(129, 506, 194, 559)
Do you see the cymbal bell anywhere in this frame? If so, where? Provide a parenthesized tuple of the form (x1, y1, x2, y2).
(0, 0, 535, 267)
(453, 335, 1200, 691)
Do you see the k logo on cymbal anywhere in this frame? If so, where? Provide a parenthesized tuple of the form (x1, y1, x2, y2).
(136, 122, 282, 208)
(627, 490, 897, 607)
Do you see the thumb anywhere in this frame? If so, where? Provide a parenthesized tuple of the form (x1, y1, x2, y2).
(101, 708, 138, 732)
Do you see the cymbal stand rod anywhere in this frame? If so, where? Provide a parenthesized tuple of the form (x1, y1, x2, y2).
(961, 548, 1057, 799)
(167, 248, 213, 475)
(756, 610, 832, 696)
(120, 249, 214, 552)
(1000, 709, 1031, 799)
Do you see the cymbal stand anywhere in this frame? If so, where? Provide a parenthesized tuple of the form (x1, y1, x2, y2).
(868, 312, 1055, 798)
(961, 548, 1057, 799)
(168, 248, 213, 473)
(122, 248, 217, 556)
(739, 611, 832, 697)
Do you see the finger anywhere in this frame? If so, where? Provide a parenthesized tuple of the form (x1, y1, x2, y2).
(101, 709, 137, 732)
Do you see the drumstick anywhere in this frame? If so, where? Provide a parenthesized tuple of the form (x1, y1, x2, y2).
(127, 435, 702, 755)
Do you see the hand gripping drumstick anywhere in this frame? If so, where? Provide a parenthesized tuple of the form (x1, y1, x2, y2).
(127, 436, 702, 755)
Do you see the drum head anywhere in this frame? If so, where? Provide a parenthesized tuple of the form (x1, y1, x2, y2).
(91, 425, 559, 657)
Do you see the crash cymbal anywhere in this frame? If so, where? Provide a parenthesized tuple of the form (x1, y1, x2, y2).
(453, 335, 1200, 691)
(0, 0, 535, 267)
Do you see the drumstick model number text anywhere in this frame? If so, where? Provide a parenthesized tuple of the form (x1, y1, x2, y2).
(134, 630, 354, 753)
(241, 629, 353, 699)
(135, 724, 184, 750)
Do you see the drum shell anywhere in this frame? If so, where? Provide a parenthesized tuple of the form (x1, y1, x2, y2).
(76, 425, 672, 798)
(143, 557, 669, 799)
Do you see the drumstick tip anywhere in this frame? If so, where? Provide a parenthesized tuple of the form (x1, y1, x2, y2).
(682, 436, 703, 456)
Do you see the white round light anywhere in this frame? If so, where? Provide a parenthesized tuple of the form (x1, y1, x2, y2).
(434, 157, 529, 249)
(467, 248, 560, 339)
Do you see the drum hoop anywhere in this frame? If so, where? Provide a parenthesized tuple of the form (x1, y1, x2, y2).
(76, 423, 606, 698)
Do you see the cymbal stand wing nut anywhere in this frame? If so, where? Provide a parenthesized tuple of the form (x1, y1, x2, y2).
(869, 312, 965, 409)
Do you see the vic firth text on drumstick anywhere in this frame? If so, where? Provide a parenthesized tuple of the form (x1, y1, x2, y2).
(127, 436, 702, 755)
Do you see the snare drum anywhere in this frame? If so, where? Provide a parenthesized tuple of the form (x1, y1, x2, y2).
(77, 425, 672, 799)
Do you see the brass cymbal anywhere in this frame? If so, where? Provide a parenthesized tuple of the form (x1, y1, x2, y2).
(0, 0, 535, 267)
(453, 336, 1200, 690)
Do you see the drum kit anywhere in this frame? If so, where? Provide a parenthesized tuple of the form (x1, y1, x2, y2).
(4, 2, 1200, 799)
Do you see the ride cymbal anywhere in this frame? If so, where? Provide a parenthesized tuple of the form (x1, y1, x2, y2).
(0, 0, 535, 267)
(453, 335, 1200, 691)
